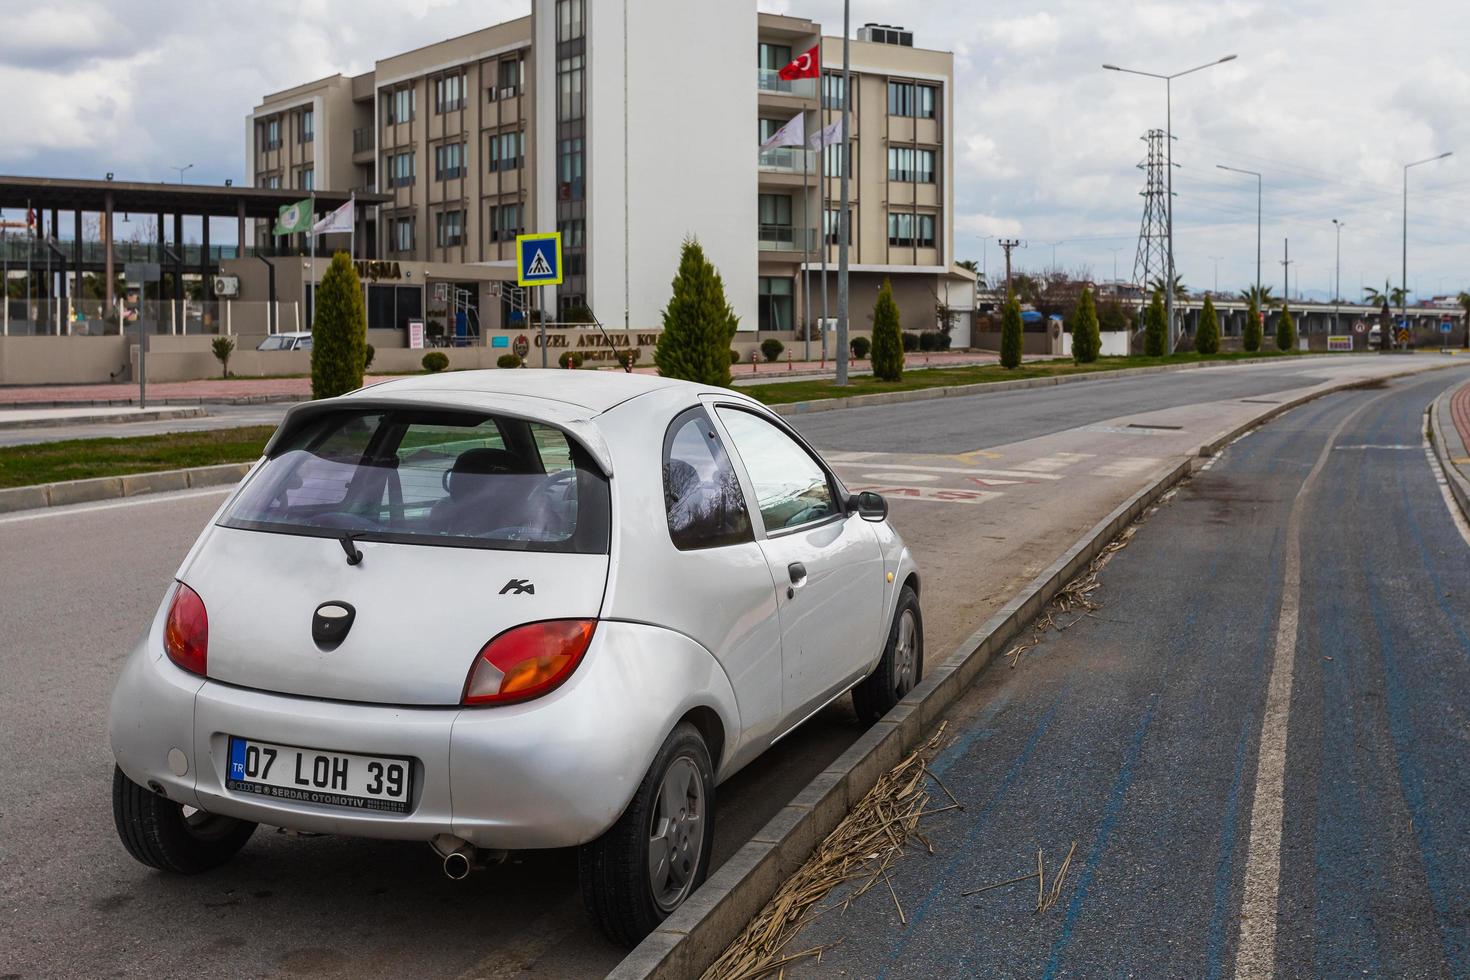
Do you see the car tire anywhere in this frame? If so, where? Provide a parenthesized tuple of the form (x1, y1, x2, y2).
(112, 766, 257, 875)
(578, 722, 715, 948)
(853, 585, 923, 725)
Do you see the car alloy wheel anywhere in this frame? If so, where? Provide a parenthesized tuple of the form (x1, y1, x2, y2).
(648, 756, 705, 913)
(893, 608, 918, 698)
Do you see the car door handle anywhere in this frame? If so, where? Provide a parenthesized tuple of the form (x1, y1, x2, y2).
(788, 562, 807, 585)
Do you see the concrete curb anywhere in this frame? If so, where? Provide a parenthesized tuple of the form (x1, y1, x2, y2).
(768, 355, 1329, 417)
(1428, 383, 1470, 525)
(0, 462, 251, 515)
(609, 363, 1463, 980)
(0, 406, 206, 431)
(0, 393, 303, 410)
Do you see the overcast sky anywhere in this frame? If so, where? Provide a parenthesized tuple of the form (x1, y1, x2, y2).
(3, 0, 1467, 300)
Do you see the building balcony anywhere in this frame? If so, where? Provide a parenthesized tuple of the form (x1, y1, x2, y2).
(758, 225, 818, 252)
(757, 68, 816, 100)
(757, 147, 814, 174)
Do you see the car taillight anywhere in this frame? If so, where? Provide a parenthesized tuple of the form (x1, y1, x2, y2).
(462, 620, 596, 706)
(163, 582, 208, 676)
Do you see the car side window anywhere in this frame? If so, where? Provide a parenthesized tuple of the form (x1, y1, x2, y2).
(662, 408, 754, 551)
(715, 408, 837, 532)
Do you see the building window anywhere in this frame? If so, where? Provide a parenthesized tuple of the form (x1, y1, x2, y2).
(488, 203, 523, 241)
(558, 137, 584, 201)
(917, 85, 937, 119)
(299, 168, 314, 191)
(260, 174, 282, 190)
(489, 57, 522, 100)
(887, 147, 935, 182)
(824, 141, 844, 177)
(434, 142, 465, 181)
(558, 54, 584, 119)
(556, 0, 584, 42)
(887, 212, 935, 248)
(487, 130, 523, 171)
(299, 108, 314, 143)
(435, 73, 465, 113)
(824, 208, 851, 246)
(758, 42, 792, 72)
(386, 87, 415, 125)
(263, 117, 281, 150)
(388, 151, 415, 188)
(887, 81, 938, 118)
(565, 253, 585, 276)
(758, 194, 793, 244)
(436, 210, 464, 248)
(390, 216, 414, 252)
(557, 218, 585, 247)
(758, 277, 794, 331)
(822, 72, 846, 110)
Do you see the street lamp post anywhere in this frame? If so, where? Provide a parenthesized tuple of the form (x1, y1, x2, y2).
(1209, 255, 1224, 294)
(1105, 54, 1237, 353)
(1215, 164, 1261, 306)
(1403, 152, 1452, 351)
(1331, 219, 1343, 338)
(171, 164, 194, 184)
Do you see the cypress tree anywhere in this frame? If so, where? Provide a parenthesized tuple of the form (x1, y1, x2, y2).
(1144, 290, 1167, 356)
(1071, 286, 1101, 364)
(654, 239, 739, 387)
(870, 278, 904, 381)
(1276, 304, 1297, 352)
(311, 252, 366, 400)
(1000, 297, 1023, 369)
(1195, 294, 1221, 355)
(1243, 296, 1263, 352)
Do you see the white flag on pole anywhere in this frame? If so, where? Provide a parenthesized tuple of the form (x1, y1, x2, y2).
(759, 113, 806, 153)
(807, 117, 844, 149)
(312, 198, 354, 236)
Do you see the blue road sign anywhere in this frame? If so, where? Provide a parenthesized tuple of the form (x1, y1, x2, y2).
(516, 233, 563, 287)
(1441, 319, 1454, 333)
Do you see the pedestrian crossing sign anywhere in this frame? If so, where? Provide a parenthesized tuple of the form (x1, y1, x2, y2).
(516, 232, 563, 287)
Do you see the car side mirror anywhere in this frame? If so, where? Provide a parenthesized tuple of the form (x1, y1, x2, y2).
(848, 490, 888, 522)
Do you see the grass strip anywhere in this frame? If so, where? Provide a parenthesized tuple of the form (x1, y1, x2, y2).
(0, 426, 275, 489)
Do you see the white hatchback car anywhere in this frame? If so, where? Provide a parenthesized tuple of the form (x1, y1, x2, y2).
(109, 371, 921, 945)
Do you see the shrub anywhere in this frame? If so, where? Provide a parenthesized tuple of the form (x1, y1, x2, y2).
(918, 331, 940, 352)
(363, 343, 375, 371)
(760, 337, 785, 363)
(558, 350, 584, 369)
(311, 252, 367, 399)
(211, 336, 235, 379)
(729, 348, 741, 364)
(1276, 305, 1296, 352)
(936, 329, 953, 351)
(902, 331, 920, 352)
(1097, 300, 1128, 335)
(1143, 290, 1167, 357)
(1071, 286, 1101, 364)
(1195, 295, 1220, 355)
(850, 335, 871, 360)
(870, 279, 904, 381)
(497, 353, 522, 369)
(654, 238, 739, 386)
(1243, 298, 1263, 352)
(1000, 298, 1023, 369)
(421, 351, 449, 373)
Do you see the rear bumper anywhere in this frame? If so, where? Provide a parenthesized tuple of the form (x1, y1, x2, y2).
(109, 619, 740, 850)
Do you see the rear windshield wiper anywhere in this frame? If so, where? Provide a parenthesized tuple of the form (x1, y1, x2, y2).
(340, 532, 364, 566)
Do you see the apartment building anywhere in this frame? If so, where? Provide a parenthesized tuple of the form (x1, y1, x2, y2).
(246, 2, 972, 340)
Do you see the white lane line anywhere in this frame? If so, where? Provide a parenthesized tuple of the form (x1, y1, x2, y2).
(0, 487, 232, 525)
(829, 461, 1063, 480)
(1092, 457, 1162, 478)
(1233, 389, 1394, 979)
(1422, 411, 1470, 549)
(1010, 451, 1095, 473)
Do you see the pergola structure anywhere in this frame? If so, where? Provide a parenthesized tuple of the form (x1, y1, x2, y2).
(0, 175, 390, 315)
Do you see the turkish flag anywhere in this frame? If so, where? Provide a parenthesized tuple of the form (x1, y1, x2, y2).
(778, 44, 820, 81)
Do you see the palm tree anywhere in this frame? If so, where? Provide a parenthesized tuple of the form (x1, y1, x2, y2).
(1239, 284, 1278, 309)
(1149, 273, 1188, 302)
(956, 258, 980, 274)
(1363, 280, 1407, 307)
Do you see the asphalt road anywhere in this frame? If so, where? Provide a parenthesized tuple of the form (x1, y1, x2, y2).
(789, 368, 1470, 978)
(0, 355, 1460, 979)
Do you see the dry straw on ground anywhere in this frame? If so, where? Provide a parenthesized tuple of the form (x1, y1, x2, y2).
(1005, 523, 1140, 668)
(701, 724, 955, 980)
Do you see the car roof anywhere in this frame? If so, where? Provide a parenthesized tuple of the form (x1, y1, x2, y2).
(357, 369, 692, 414)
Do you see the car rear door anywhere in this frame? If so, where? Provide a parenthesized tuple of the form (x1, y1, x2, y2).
(712, 405, 885, 732)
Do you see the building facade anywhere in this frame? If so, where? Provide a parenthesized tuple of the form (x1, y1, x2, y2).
(246, 3, 972, 339)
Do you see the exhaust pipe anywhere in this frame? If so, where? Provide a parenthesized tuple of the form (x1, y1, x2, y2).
(443, 845, 473, 881)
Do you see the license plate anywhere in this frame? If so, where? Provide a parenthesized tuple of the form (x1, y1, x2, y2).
(226, 737, 413, 814)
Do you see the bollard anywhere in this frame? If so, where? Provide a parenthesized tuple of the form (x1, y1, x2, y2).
(787, 350, 793, 371)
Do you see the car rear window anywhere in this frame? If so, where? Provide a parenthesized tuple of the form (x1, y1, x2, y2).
(220, 409, 609, 553)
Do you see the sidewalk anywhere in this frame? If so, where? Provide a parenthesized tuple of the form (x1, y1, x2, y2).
(0, 350, 1004, 408)
(1445, 380, 1470, 477)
